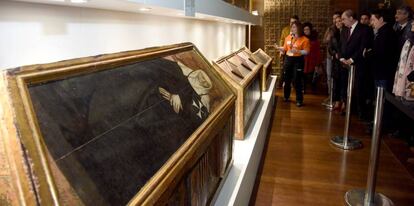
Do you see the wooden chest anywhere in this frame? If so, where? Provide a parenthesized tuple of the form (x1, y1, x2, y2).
(0, 43, 236, 206)
(212, 47, 262, 140)
(253, 48, 273, 91)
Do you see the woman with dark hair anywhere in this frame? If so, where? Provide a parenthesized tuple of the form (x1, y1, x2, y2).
(276, 22, 310, 107)
(330, 16, 347, 114)
(303, 22, 322, 93)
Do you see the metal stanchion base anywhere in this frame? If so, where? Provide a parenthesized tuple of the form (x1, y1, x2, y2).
(345, 189, 394, 206)
(330, 136, 362, 150)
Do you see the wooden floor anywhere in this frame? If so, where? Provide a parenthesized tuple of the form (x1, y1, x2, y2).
(251, 90, 414, 206)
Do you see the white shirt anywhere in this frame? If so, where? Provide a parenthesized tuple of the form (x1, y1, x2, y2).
(350, 21, 358, 36)
(347, 21, 358, 64)
(399, 22, 408, 30)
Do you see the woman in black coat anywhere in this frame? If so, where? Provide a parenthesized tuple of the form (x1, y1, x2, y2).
(329, 16, 347, 113)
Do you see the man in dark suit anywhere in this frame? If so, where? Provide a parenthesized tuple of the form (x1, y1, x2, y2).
(393, 6, 413, 53)
(340, 9, 372, 119)
(369, 9, 399, 91)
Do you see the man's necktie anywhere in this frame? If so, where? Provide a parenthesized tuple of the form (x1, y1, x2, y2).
(397, 25, 402, 32)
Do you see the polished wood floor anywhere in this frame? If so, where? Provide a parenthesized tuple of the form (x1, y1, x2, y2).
(251, 90, 414, 206)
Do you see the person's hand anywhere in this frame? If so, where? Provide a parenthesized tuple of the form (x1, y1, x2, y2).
(170, 94, 183, 114)
(290, 48, 299, 54)
(159, 87, 183, 114)
(340, 58, 352, 65)
(159, 87, 171, 100)
(363, 48, 372, 58)
(274, 43, 282, 49)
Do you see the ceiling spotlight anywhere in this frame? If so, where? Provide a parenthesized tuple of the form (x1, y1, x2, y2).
(71, 0, 89, 3)
(139, 7, 152, 12)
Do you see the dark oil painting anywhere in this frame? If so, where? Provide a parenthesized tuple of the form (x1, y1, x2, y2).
(27, 51, 229, 206)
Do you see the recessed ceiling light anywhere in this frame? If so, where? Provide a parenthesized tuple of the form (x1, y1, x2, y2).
(71, 0, 89, 3)
(139, 7, 152, 12)
(70, 0, 88, 3)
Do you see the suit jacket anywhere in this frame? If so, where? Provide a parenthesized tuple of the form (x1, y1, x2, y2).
(340, 23, 371, 66)
(369, 23, 399, 80)
(394, 20, 413, 53)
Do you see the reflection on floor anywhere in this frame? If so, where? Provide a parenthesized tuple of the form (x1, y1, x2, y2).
(251, 90, 414, 206)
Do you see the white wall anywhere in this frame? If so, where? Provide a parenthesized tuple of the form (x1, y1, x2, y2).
(0, 1, 246, 69)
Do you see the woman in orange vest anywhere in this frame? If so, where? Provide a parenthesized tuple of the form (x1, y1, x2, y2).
(276, 22, 311, 107)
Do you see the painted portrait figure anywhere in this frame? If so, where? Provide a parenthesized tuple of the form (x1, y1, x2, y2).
(28, 57, 215, 205)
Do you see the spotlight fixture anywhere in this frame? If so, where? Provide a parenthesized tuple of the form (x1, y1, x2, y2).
(70, 0, 89, 3)
(139, 7, 152, 12)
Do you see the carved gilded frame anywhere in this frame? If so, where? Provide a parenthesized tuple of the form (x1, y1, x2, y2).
(252, 48, 273, 91)
(0, 42, 236, 205)
(212, 47, 262, 140)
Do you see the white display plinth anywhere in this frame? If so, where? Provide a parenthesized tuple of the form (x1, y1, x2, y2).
(212, 76, 277, 206)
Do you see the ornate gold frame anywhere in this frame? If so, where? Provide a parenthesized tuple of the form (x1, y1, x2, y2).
(212, 47, 262, 140)
(253, 48, 273, 91)
(0, 42, 236, 205)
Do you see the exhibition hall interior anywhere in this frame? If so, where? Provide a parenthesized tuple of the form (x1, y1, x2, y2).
(1, 0, 414, 205)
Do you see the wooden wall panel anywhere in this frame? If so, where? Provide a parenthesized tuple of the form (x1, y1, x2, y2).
(407, 0, 414, 7)
(251, 25, 265, 52)
(264, 0, 330, 76)
(250, 0, 265, 52)
(330, 0, 359, 12)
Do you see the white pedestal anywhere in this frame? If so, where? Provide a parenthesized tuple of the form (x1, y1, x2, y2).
(212, 76, 277, 206)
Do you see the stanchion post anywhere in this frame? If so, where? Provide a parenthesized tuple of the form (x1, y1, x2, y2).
(326, 75, 334, 110)
(364, 86, 385, 204)
(330, 65, 362, 150)
(344, 87, 394, 206)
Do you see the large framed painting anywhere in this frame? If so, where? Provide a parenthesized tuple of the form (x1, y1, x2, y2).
(252, 48, 273, 91)
(0, 43, 236, 205)
(212, 47, 262, 140)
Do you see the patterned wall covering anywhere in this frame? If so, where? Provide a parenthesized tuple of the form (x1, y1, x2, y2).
(264, 0, 331, 75)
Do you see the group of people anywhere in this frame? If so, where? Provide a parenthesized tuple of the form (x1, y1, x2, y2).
(324, 8, 402, 119)
(277, 5, 414, 162)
